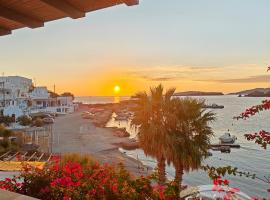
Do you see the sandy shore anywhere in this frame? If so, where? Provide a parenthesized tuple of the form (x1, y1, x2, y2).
(52, 109, 150, 177)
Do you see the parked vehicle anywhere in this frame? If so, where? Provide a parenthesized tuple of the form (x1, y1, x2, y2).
(43, 114, 55, 119)
(43, 117, 54, 124)
(81, 111, 94, 119)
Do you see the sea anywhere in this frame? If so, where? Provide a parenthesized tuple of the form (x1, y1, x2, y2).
(75, 95, 270, 198)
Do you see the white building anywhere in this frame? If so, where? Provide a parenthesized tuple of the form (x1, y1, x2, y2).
(1, 76, 76, 118)
(56, 96, 75, 113)
(0, 76, 33, 117)
(29, 87, 75, 115)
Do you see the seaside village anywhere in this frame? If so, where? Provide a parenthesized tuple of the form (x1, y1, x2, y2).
(0, 76, 77, 170)
(0, 0, 268, 199)
(0, 75, 133, 171)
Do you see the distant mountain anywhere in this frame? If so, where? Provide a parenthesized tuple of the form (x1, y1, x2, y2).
(245, 91, 270, 97)
(229, 88, 270, 96)
(174, 91, 224, 96)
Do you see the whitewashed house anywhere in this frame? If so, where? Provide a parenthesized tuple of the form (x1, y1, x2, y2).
(0, 76, 33, 117)
(30, 87, 76, 115)
(56, 96, 75, 113)
(0, 76, 76, 118)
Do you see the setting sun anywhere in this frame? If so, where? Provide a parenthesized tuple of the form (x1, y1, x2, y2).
(114, 85, 120, 93)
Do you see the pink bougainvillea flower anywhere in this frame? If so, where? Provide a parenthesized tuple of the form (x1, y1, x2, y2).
(63, 195, 70, 200)
(223, 179, 230, 185)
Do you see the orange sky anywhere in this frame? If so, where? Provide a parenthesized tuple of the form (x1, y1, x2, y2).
(0, 0, 269, 96)
(48, 64, 270, 96)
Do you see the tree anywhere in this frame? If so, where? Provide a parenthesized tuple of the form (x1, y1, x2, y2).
(165, 98, 215, 193)
(48, 91, 59, 98)
(61, 92, 74, 100)
(131, 84, 176, 184)
(17, 115, 32, 126)
(131, 84, 215, 191)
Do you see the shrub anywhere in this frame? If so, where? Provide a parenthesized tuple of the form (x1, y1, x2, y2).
(61, 153, 97, 168)
(0, 160, 178, 200)
(0, 125, 20, 152)
(17, 115, 32, 126)
(0, 115, 14, 126)
(0, 139, 10, 149)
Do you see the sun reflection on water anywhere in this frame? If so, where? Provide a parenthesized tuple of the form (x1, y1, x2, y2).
(114, 96, 120, 103)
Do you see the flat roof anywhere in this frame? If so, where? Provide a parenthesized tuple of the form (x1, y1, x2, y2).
(0, 0, 139, 36)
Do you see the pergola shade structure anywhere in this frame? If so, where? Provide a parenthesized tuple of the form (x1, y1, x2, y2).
(0, 0, 139, 36)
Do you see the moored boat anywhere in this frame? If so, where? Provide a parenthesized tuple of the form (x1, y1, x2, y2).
(219, 132, 237, 144)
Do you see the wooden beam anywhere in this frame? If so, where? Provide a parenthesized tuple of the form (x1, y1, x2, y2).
(0, 151, 10, 159)
(0, 27, 11, 36)
(0, 5, 43, 28)
(40, 0, 85, 19)
(124, 0, 139, 6)
(37, 153, 45, 161)
(6, 152, 19, 161)
(27, 152, 37, 161)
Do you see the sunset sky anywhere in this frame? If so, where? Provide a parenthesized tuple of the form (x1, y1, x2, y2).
(0, 0, 270, 96)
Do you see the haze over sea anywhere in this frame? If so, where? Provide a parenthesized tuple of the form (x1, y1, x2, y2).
(75, 95, 270, 197)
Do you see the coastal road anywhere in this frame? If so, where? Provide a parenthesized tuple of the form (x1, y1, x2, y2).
(52, 111, 148, 176)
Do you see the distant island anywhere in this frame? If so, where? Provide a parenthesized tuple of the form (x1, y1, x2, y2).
(174, 91, 224, 96)
(229, 88, 270, 97)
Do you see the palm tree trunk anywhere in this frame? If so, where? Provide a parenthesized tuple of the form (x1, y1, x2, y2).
(174, 164, 184, 195)
(157, 156, 166, 184)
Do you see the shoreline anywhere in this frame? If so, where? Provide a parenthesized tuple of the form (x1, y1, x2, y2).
(52, 106, 150, 177)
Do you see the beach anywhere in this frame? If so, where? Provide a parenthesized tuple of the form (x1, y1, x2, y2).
(52, 108, 149, 177)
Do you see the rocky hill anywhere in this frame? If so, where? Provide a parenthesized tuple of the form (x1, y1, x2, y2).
(229, 88, 270, 96)
(174, 91, 224, 96)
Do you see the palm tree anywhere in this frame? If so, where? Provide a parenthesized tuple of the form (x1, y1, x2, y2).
(131, 84, 215, 191)
(131, 84, 176, 184)
(166, 98, 215, 194)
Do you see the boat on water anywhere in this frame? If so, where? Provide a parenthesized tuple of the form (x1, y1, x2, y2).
(203, 103, 224, 109)
(219, 132, 237, 144)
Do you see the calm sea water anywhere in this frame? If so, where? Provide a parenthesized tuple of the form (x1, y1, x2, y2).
(76, 95, 270, 198)
(74, 96, 130, 104)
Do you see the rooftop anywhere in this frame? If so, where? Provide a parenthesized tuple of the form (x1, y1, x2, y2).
(0, 0, 139, 36)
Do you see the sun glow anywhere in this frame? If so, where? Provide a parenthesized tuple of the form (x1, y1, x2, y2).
(114, 85, 120, 94)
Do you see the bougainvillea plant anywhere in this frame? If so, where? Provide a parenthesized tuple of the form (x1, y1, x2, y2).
(235, 67, 270, 195)
(0, 160, 180, 200)
(233, 99, 270, 149)
(202, 66, 270, 199)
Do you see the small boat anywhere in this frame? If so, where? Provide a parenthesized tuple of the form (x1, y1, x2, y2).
(219, 132, 237, 144)
(203, 103, 224, 109)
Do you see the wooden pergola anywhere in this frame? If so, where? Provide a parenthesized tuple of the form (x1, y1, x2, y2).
(0, 0, 139, 36)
